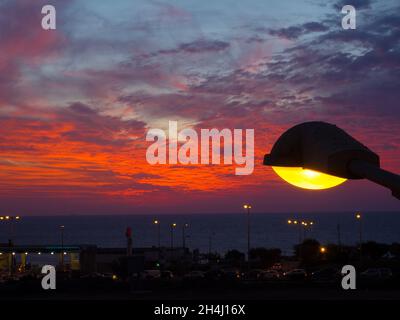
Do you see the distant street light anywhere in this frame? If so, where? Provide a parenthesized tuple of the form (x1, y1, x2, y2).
(208, 232, 215, 256)
(0, 215, 20, 221)
(182, 223, 189, 250)
(320, 246, 327, 254)
(153, 219, 161, 249)
(264, 122, 400, 199)
(0, 215, 21, 246)
(287, 219, 314, 242)
(170, 223, 177, 250)
(356, 212, 362, 260)
(243, 204, 252, 269)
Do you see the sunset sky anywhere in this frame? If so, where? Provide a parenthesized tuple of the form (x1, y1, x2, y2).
(1, 0, 399, 215)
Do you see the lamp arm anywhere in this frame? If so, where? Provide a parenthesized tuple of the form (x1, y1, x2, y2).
(349, 160, 400, 200)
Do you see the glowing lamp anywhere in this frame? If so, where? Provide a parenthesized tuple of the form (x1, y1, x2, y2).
(264, 122, 400, 198)
(272, 166, 346, 190)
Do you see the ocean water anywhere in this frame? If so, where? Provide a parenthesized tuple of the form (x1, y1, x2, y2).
(1, 212, 399, 256)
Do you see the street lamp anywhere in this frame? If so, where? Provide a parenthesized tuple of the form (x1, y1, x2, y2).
(264, 121, 400, 199)
(356, 213, 362, 260)
(287, 219, 314, 242)
(243, 204, 252, 269)
(287, 219, 301, 242)
(170, 223, 177, 250)
(0, 215, 21, 246)
(182, 223, 189, 250)
(208, 232, 215, 256)
(153, 219, 161, 249)
(0, 215, 20, 221)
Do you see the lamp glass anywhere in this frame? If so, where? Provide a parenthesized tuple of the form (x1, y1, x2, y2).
(272, 166, 347, 190)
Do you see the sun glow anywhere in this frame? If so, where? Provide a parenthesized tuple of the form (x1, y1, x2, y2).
(272, 166, 347, 190)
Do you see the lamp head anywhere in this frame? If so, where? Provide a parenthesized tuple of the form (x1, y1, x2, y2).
(264, 121, 379, 178)
(264, 122, 380, 190)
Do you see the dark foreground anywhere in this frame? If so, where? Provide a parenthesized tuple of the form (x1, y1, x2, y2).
(1, 278, 399, 300)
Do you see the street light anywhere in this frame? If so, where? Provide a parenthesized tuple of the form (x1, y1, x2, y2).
(356, 212, 362, 260)
(243, 204, 252, 269)
(0, 215, 21, 246)
(170, 223, 177, 250)
(320, 246, 327, 254)
(208, 232, 215, 256)
(0, 215, 20, 221)
(153, 219, 161, 249)
(264, 121, 400, 199)
(287, 219, 314, 242)
(182, 223, 189, 250)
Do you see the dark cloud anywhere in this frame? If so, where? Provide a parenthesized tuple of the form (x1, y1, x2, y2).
(333, 0, 373, 10)
(69, 102, 97, 115)
(268, 22, 328, 40)
(0, 0, 70, 105)
(58, 103, 146, 147)
(156, 39, 230, 56)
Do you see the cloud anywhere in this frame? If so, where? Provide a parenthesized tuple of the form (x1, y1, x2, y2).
(269, 22, 328, 40)
(1, 0, 399, 214)
(333, 0, 373, 10)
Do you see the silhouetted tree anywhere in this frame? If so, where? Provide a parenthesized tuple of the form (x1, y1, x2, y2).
(389, 243, 400, 258)
(325, 244, 352, 264)
(362, 241, 389, 261)
(249, 247, 281, 268)
(224, 250, 245, 266)
(294, 239, 320, 266)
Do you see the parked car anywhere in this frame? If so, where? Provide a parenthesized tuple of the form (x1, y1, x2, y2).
(160, 270, 174, 279)
(141, 269, 161, 280)
(310, 267, 340, 283)
(360, 268, 393, 281)
(183, 271, 205, 280)
(259, 270, 280, 280)
(221, 269, 241, 281)
(283, 269, 307, 281)
(243, 269, 264, 281)
(271, 263, 283, 272)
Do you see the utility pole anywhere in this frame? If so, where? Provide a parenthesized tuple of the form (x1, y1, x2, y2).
(337, 223, 342, 247)
(243, 204, 252, 270)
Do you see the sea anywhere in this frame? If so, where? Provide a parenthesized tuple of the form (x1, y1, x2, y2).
(1, 212, 399, 257)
